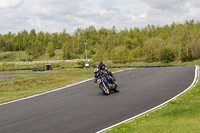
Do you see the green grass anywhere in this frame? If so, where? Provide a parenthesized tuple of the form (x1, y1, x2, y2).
(0, 68, 126, 104)
(34, 49, 63, 61)
(105, 60, 200, 67)
(0, 51, 25, 62)
(0, 73, 45, 82)
(0, 60, 199, 72)
(0, 62, 82, 72)
(106, 70, 200, 133)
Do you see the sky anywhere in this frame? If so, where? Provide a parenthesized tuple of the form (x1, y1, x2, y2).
(0, 0, 200, 34)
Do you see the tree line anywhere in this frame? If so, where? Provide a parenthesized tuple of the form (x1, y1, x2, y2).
(0, 20, 200, 63)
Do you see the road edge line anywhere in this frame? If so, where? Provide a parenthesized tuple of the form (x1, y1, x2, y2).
(96, 65, 199, 133)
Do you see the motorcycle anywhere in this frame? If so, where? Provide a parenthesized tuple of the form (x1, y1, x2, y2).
(95, 69, 119, 95)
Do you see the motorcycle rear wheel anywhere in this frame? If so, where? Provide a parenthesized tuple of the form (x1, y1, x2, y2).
(114, 85, 119, 92)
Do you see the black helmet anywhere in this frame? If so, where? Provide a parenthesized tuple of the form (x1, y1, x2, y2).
(98, 61, 103, 69)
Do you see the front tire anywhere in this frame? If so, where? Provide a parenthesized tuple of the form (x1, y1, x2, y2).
(100, 83, 110, 95)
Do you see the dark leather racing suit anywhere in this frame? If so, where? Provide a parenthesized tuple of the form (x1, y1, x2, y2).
(94, 64, 116, 83)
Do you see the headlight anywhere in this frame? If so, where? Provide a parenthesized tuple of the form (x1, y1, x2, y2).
(97, 79, 101, 83)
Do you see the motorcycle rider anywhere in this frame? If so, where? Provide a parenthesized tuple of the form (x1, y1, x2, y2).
(94, 61, 116, 83)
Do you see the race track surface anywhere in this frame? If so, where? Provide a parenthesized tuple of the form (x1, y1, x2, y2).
(0, 66, 196, 133)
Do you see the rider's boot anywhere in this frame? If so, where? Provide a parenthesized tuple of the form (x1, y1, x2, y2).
(94, 78, 97, 83)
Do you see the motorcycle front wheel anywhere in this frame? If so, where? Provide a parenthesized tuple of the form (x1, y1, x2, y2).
(100, 83, 110, 95)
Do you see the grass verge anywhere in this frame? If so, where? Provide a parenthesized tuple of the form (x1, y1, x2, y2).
(106, 69, 200, 133)
(105, 60, 200, 67)
(1, 59, 200, 72)
(0, 68, 126, 104)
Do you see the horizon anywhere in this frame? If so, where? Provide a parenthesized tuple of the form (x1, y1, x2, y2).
(0, 19, 198, 35)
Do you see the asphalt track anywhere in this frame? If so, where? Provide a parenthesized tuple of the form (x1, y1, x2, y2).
(0, 66, 197, 133)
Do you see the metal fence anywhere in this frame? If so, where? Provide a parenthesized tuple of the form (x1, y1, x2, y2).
(0, 59, 91, 65)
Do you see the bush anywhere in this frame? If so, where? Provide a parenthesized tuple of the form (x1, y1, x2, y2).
(62, 42, 71, 60)
(76, 60, 85, 66)
(144, 37, 164, 62)
(0, 53, 13, 60)
(20, 55, 34, 61)
(178, 44, 194, 62)
(36, 64, 45, 70)
(92, 49, 104, 62)
(63, 50, 71, 60)
(52, 63, 61, 68)
(70, 54, 78, 59)
(47, 41, 55, 57)
(160, 48, 175, 63)
(2, 63, 15, 67)
(110, 46, 129, 63)
(131, 46, 144, 58)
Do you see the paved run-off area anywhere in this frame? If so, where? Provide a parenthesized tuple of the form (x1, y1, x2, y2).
(0, 66, 196, 133)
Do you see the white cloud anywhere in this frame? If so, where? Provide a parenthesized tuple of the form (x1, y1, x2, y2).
(43, 0, 73, 3)
(140, 0, 200, 26)
(0, 0, 23, 9)
(30, 5, 51, 16)
(142, 0, 184, 10)
(100, 0, 119, 11)
(0, 0, 200, 34)
(138, 13, 146, 19)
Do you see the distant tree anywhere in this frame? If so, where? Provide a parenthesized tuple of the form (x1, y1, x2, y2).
(110, 46, 129, 63)
(44, 32, 51, 48)
(15, 32, 24, 51)
(62, 42, 71, 60)
(144, 37, 164, 62)
(51, 33, 58, 49)
(1, 20, 200, 63)
(3, 32, 13, 51)
(178, 43, 187, 62)
(26, 29, 36, 55)
(131, 46, 144, 58)
(57, 29, 70, 49)
(0, 34, 5, 51)
(21, 30, 29, 52)
(191, 35, 200, 59)
(160, 47, 175, 63)
(47, 41, 55, 57)
(124, 37, 134, 49)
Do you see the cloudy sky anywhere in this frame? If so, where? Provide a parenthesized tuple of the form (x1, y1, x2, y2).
(0, 0, 200, 34)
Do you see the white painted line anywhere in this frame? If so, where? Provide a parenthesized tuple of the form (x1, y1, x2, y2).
(0, 68, 134, 106)
(96, 65, 199, 133)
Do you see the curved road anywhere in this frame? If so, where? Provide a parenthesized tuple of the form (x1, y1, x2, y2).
(0, 66, 197, 133)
